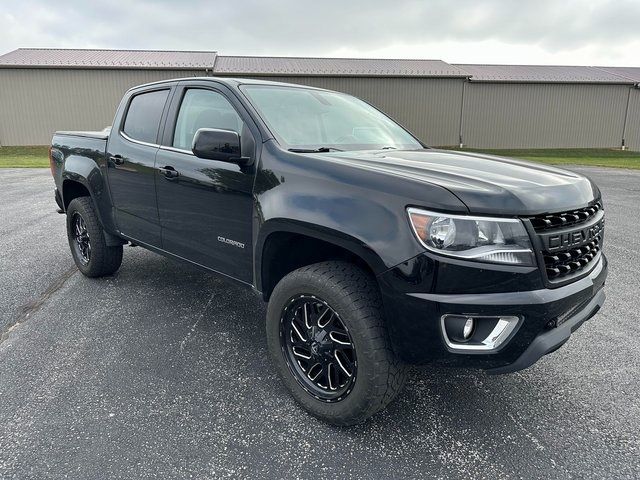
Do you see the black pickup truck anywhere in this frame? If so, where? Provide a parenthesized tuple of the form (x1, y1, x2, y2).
(50, 77, 607, 425)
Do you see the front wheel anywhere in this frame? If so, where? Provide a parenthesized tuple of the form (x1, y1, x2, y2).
(266, 261, 407, 426)
(66, 197, 123, 277)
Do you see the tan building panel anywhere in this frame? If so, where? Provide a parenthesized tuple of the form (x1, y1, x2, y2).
(0, 68, 204, 146)
(625, 89, 640, 151)
(1, 65, 637, 151)
(461, 83, 629, 149)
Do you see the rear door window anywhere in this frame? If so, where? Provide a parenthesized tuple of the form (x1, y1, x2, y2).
(122, 89, 170, 144)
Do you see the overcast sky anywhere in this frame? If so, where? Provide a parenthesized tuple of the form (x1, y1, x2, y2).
(1, 0, 639, 66)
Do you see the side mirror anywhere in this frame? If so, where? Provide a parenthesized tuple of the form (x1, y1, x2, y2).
(192, 128, 251, 166)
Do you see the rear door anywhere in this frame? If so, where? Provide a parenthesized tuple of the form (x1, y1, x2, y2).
(154, 82, 259, 283)
(106, 87, 173, 246)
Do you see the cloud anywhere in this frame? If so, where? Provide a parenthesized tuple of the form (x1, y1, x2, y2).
(1, 0, 639, 65)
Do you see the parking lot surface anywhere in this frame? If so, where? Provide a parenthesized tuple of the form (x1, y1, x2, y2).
(0, 167, 638, 479)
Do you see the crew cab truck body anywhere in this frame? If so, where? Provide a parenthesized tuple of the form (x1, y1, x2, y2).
(50, 77, 607, 425)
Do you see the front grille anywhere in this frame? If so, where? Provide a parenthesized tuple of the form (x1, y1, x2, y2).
(529, 202, 602, 231)
(528, 202, 604, 282)
(542, 238, 602, 279)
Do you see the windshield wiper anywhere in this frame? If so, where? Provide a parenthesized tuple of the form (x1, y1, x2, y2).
(380, 146, 396, 150)
(288, 147, 343, 153)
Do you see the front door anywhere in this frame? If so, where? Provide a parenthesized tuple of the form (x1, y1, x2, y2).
(107, 87, 172, 246)
(155, 85, 257, 283)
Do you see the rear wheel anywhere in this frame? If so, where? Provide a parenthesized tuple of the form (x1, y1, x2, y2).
(266, 261, 407, 426)
(66, 197, 123, 277)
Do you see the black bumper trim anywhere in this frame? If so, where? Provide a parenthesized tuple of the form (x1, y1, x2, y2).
(486, 287, 605, 375)
(408, 254, 605, 306)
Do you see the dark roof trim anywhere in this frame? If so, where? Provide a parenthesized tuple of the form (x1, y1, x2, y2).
(454, 63, 635, 85)
(0, 49, 638, 85)
(593, 66, 640, 84)
(0, 48, 218, 69)
(213, 55, 469, 77)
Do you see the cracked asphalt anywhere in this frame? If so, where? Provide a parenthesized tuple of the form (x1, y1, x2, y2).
(0, 167, 639, 479)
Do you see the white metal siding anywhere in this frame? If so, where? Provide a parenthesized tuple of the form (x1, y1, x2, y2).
(461, 83, 629, 149)
(0, 68, 204, 146)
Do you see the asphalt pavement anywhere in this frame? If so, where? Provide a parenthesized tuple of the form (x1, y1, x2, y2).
(0, 167, 638, 479)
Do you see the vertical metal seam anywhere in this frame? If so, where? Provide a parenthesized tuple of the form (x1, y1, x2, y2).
(458, 79, 467, 147)
(621, 86, 632, 148)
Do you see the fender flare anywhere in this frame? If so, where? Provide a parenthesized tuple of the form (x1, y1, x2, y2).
(254, 218, 388, 293)
(61, 156, 121, 244)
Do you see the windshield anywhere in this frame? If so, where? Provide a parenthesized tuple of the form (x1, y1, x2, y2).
(241, 85, 423, 152)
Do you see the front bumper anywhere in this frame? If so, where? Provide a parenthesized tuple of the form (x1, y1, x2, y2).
(487, 286, 604, 374)
(378, 252, 608, 371)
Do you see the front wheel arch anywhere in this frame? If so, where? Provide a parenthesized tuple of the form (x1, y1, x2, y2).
(256, 220, 387, 300)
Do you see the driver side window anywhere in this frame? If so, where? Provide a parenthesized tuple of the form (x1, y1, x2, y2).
(173, 89, 243, 150)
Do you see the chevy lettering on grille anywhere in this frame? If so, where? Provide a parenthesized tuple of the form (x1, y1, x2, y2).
(540, 216, 605, 253)
(529, 205, 605, 281)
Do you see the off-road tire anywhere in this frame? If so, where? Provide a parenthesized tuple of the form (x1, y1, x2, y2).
(266, 261, 407, 426)
(66, 197, 123, 277)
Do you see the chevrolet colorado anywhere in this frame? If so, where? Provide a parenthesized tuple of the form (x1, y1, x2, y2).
(50, 77, 607, 425)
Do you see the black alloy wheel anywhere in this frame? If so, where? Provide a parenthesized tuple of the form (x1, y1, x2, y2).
(71, 212, 91, 265)
(280, 295, 357, 402)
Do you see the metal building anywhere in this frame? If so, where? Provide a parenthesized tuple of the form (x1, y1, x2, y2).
(213, 56, 468, 146)
(0, 48, 639, 151)
(454, 64, 639, 149)
(0, 49, 216, 146)
(602, 67, 640, 151)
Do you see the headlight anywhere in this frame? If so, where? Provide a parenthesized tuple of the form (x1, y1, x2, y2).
(407, 208, 535, 266)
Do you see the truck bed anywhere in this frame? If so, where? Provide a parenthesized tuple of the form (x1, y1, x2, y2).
(50, 131, 110, 200)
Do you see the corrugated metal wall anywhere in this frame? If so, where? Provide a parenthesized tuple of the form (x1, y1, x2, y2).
(1, 68, 639, 151)
(461, 83, 630, 149)
(0, 68, 204, 146)
(0, 71, 463, 146)
(625, 88, 640, 151)
(234, 76, 464, 146)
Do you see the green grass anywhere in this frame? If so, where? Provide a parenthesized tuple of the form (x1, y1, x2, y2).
(0, 146, 50, 168)
(451, 148, 640, 170)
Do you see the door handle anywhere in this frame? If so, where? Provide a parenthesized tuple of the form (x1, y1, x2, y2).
(109, 154, 125, 165)
(159, 166, 179, 180)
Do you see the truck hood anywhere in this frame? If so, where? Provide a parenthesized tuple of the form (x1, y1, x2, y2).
(318, 149, 599, 215)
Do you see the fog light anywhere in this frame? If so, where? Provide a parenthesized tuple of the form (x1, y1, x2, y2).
(463, 317, 474, 339)
(443, 315, 476, 343)
(441, 314, 521, 352)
